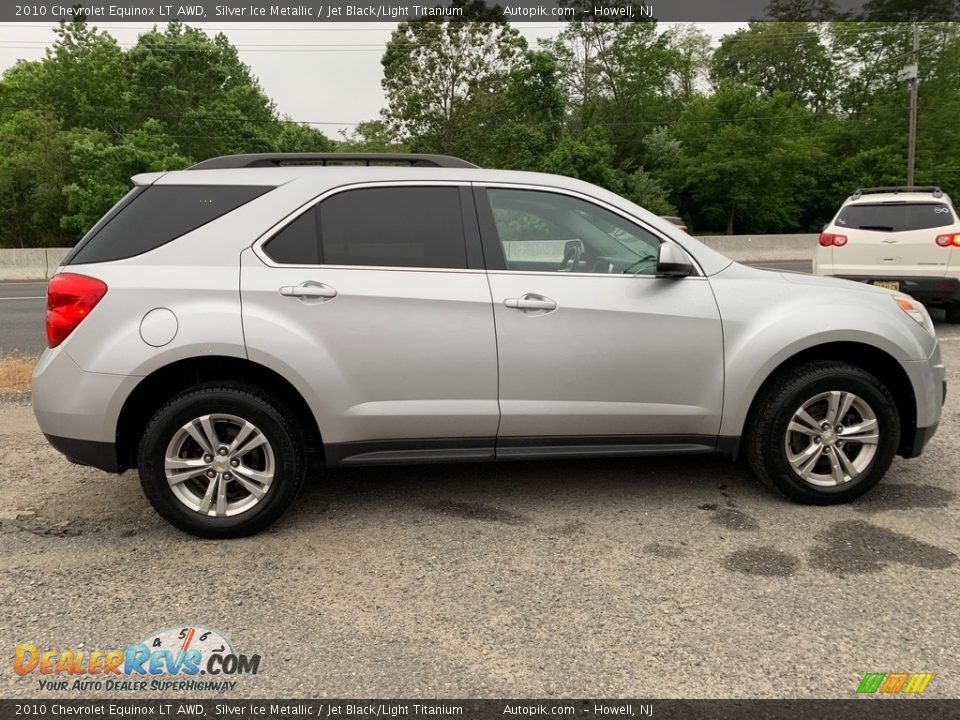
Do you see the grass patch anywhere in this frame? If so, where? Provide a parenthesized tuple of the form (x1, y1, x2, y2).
(0, 356, 37, 394)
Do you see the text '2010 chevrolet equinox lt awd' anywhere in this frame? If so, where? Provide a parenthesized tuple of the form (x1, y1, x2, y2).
(33, 153, 947, 537)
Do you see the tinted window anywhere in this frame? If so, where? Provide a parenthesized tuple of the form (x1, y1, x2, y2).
(318, 187, 466, 269)
(835, 203, 955, 232)
(487, 189, 662, 275)
(70, 185, 272, 264)
(263, 208, 321, 265)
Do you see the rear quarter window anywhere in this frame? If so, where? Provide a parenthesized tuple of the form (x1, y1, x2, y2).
(68, 185, 273, 264)
(835, 202, 956, 232)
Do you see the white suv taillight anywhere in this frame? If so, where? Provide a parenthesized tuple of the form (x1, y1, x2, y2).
(46, 273, 108, 348)
(935, 232, 960, 247)
(819, 232, 848, 247)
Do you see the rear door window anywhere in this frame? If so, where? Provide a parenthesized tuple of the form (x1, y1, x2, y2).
(317, 186, 467, 269)
(835, 203, 956, 232)
(69, 185, 273, 264)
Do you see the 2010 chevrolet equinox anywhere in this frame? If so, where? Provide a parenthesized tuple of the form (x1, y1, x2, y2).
(33, 153, 947, 537)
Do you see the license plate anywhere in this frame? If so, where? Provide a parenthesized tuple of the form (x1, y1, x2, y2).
(873, 280, 900, 291)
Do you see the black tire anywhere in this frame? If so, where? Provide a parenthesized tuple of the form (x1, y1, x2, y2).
(946, 303, 960, 324)
(745, 361, 900, 504)
(138, 385, 305, 538)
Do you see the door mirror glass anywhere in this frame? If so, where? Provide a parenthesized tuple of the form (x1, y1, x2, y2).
(656, 244, 694, 278)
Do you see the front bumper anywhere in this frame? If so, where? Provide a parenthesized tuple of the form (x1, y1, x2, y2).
(838, 275, 960, 304)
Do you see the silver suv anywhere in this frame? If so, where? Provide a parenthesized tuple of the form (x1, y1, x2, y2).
(33, 153, 947, 537)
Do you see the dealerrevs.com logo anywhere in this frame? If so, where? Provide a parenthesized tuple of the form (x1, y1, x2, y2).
(14, 625, 260, 692)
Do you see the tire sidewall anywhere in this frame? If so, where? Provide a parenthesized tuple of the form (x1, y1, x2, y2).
(139, 389, 300, 537)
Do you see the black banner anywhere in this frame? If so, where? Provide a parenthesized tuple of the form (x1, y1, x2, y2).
(1, 0, 958, 23)
(1, 700, 959, 720)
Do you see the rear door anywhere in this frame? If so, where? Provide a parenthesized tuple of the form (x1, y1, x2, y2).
(832, 201, 959, 277)
(241, 183, 499, 463)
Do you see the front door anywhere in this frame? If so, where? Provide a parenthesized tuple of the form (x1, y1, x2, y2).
(475, 185, 724, 455)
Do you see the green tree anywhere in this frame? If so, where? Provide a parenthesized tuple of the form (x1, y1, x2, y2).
(664, 83, 827, 233)
(712, 22, 836, 112)
(124, 23, 280, 159)
(380, 1, 527, 154)
(0, 111, 76, 248)
(61, 120, 190, 235)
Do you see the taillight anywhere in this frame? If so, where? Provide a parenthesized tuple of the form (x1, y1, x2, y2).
(819, 232, 848, 247)
(46, 273, 108, 348)
(935, 233, 960, 247)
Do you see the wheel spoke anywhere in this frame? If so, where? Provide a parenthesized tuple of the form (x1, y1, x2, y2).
(232, 431, 267, 458)
(788, 421, 819, 436)
(835, 446, 859, 483)
(165, 457, 209, 485)
(839, 418, 879, 444)
(824, 391, 842, 426)
(789, 442, 822, 478)
(226, 421, 256, 456)
(199, 415, 221, 451)
(216, 474, 227, 517)
(794, 407, 821, 431)
(827, 451, 845, 485)
(837, 392, 856, 425)
(198, 475, 218, 515)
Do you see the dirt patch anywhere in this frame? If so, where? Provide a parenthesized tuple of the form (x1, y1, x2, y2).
(0, 356, 36, 395)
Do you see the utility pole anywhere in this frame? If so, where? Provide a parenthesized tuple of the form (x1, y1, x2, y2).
(906, 22, 919, 186)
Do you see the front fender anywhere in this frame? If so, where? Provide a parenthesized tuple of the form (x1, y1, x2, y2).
(711, 267, 934, 438)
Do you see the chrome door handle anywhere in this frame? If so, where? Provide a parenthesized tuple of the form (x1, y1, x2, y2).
(279, 282, 338, 301)
(504, 294, 557, 312)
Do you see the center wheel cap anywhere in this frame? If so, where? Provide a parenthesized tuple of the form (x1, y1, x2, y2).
(820, 429, 838, 447)
(212, 457, 231, 473)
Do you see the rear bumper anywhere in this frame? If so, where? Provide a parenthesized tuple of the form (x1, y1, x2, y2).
(32, 347, 135, 473)
(44, 434, 121, 473)
(837, 275, 960, 304)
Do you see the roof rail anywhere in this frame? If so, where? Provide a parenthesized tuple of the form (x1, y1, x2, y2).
(851, 186, 943, 199)
(188, 153, 479, 170)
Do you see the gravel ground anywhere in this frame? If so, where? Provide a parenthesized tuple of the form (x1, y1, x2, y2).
(1, 319, 958, 700)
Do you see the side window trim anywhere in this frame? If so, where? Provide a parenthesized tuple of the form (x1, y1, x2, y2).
(471, 182, 701, 277)
(256, 181, 483, 272)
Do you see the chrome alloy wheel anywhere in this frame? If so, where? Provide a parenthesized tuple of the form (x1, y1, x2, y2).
(164, 414, 275, 517)
(784, 391, 879, 487)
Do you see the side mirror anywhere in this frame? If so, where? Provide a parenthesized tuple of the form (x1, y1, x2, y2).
(656, 243, 694, 278)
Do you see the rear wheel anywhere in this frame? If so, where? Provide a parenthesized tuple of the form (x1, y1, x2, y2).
(745, 361, 900, 504)
(138, 385, 305, 538)
(946, 303, 960, 324)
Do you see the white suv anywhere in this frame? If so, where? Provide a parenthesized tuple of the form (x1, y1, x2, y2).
(814, 186, 960, 322)
(32, 154, 946, 537)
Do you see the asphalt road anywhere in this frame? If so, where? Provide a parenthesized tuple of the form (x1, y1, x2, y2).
(0, 263, 814, 357)
(0, 282, 47, 356)
(0, 302, 958, 699)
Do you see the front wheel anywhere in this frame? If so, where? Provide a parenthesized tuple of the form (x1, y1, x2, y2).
(745, 361, 900, 504)
(138, 385, 305, 538)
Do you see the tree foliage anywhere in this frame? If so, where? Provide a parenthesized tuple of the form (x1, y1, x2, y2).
(0, 20, 333, 247)
(1, 18, 959, 244)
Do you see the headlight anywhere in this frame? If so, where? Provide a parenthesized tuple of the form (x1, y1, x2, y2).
(895, 295, 935, 335)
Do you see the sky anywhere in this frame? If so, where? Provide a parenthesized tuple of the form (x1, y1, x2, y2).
(0, 21, 744, 138)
